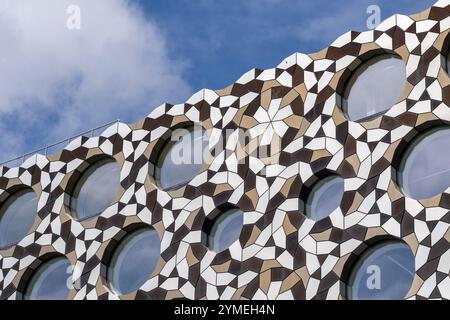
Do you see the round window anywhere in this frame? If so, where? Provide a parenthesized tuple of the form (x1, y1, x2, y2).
(347, 241, 415, 300)
(342, 54, 406, 122)
(306, 175, 344, 221)
(208, 208, 244, 253)
(108, 227, 160, 296)
(398, 127, 450, 200)
(71, 158, 120, 220)
(446, 47, 450, 76)
(0, 189, 37, 249)
(156, 126, 208, 191)
(25, 257, 72, 300)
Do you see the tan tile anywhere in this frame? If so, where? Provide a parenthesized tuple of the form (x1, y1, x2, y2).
(311, 149, 332, 162)
(166, 290, 184, 300)
(362, 116, 382, 130)
(415, 112, 438, 127)
(420, 195, 441, 208)
(384, 140, 401, 162)
(260, 88, 272, 110)
(215, 85, 234, 97)
(186, 245, 200, 267)
(261, 259, 282, 273)
(259, 269, 271, 294)
(245, 188, 258, 209)
(281, 89, 301, 108)
(211, 261, 231, 273)
(284, 114, 304, 129)
(311, 229, 332, 242)
(309, 48, 328, 60)
(409, 8, 431, 22)
(405, 275, 424, 298)
(244, 226, 261, 248)
(294, 266, 311, 286)
(365, 227, 387, 241)
(214, 183, 234, 196)
(332, 107, 348, 126)
(404, 233, 419, 255)
(394, 45, 410, 65)
(240, 115, 259, 130)
(283, 215, 298, 236)
(346, 154, 360, 174)
(261, 80, 282, 94)
(280, 271, 301, 293)
(388, 182, 404, 202)
(231, 285, 246, 299)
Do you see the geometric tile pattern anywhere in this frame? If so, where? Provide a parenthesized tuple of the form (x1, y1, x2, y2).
(0, 0, 450, 300)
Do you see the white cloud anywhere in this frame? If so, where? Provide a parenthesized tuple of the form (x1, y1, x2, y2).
(0, 0, 190, 160)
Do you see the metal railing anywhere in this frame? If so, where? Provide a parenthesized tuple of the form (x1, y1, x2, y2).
(0, 119, 121, 168)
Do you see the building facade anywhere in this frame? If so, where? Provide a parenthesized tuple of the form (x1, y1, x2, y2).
(0, 0, 450, 300)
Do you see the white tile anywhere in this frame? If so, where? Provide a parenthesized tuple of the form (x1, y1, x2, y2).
(331, 31, 352, 48)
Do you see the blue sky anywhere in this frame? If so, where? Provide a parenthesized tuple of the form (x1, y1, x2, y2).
(133, 0, 436, 92)
(0, 0, 438, 162)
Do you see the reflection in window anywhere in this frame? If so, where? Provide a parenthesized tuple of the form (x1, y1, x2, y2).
(156, 127, 208, 191)
(25, 257, 71, 300)
(399, 128, 450, 200)
(72, 159, 120, 220)
(348, 241, 415, 300)
(108, 228, 160, 296)
(343, 55, 406, 122)
(447, 51, 450, 77)
(306, 175, 344, 221)
(0, 189, 37, 249)
(208, 208, 244, 253)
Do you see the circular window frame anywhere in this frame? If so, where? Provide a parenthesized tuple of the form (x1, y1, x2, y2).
(0, 186, 38, 250)
(446, 50, 450, 76)
(305, 174, 344, 221)
(442, 31, 450, 76)
(343, 237, 415, 300)
(150, 122, 211, 192)
(201, 203, 244, 253)
(396, 125, 450, 201)
(299, 170, 344, 220)
(337, 50, 407, 123)
(65, 155, 121, 222)
(102, 223, 161, 297)
(19, 253, 73, 301)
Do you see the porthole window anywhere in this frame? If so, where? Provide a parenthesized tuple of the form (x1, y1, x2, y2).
(306, 175, 344, 221)
(347, 240, 415, 300)
(0, 189, 37, 249)
(156, 126, 209, 191)
(208, 208, 244, 253)
(25, 257, 72, 300)
(71, 158, 120, 220)
(398, 127, 450, 200)
(446, 48, 450, 76)
(342, 54, 406, 122)
(108, 227, 160, 296)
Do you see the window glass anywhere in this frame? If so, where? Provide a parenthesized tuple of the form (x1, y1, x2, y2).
(343, 55, 406, 122)
(157, 127, 208, 190)
(0, 189, 37, 249)
(208, 208, 244, 253)
(25, 257, 71, 300)
(306, 176, 344, 221)
(348, 241, 415, 300)
(447, 50, 450, 76)
(399, 128, 450, 200)
(108, 228, 160, 296)
(72, 159, 120, 220)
